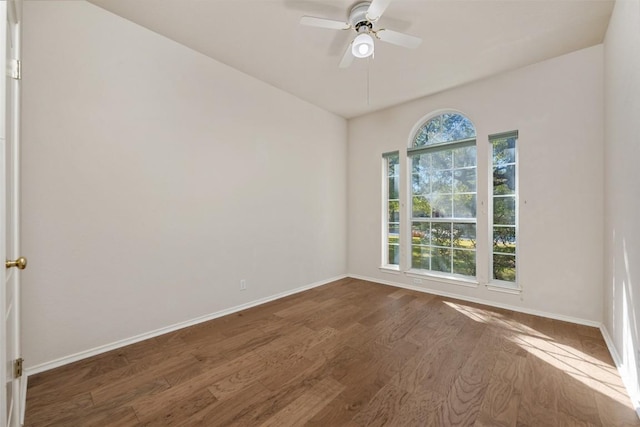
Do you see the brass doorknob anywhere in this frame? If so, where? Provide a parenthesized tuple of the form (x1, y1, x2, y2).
(5, 257, 27, 270)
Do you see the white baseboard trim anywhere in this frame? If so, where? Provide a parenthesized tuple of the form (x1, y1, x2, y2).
(347, 274, 601, 328)
(24, 274, 347, 377)
(600, 325, 640, 419)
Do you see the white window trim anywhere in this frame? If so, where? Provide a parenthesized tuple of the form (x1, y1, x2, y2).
(379, 265, 401, 274)
(383, 112, 524, 291)
(486, 283, 522, 294)
(405, 269, 479, 288)
(407, 137, 478, 280)
(488, 130, 519, 290)
(382, 151, 400, 269)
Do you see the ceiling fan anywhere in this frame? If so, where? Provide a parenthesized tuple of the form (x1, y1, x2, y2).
(300, 0, 422, 68)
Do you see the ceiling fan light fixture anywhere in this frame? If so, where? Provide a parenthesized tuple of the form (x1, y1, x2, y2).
(352, 33, 374, 58)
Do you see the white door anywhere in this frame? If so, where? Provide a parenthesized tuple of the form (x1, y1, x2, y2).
(1, 0, 23, 426)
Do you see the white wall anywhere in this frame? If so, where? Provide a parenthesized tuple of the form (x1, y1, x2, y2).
(603, 0, 640, 409)
(21, 1, 347, 369)
(348, 45, 604, 323)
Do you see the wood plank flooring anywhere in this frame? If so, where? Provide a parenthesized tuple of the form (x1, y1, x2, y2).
(25, 278, 640, 426)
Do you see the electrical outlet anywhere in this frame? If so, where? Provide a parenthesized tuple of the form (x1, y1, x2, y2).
(412, 278, 422, 285)
(240, 279, 247, 291)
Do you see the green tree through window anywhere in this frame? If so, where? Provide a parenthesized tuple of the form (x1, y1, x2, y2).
(383, 152, 400, 267)
(409, 113, 477, 277)
(491, 131, 518, 283)
(414, 113, 476, 146)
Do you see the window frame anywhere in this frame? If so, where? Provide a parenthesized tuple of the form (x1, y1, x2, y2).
(381, 110, 521, 291)
(488, 130, 520, 291)
(406, 113, 478, 282)
(381, 151, 400, 271)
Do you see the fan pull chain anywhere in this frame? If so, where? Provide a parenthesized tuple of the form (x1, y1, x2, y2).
(367, 55, 371, 106)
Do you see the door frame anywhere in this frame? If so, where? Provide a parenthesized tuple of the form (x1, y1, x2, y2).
(1, 0, 23, 425)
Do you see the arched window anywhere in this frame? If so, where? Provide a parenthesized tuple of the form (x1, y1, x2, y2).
(413, 112, 476, 147)
(408, 112, 477, 278)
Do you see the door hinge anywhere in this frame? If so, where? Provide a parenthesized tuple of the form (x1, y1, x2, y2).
(7, 59, 21, 80)
(13, 358, 23, 378)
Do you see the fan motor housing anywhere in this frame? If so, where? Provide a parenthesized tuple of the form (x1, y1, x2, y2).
(349, 1, 374, 31)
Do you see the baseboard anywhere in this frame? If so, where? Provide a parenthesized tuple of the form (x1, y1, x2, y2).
(347, 274, 601, 328)
(600, 325, 640, 419)
(24, 274, 347, 377)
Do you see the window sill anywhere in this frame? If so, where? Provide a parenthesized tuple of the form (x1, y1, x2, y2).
(379, 265, 401, 274)
(404, 269, 479, 289)
(486, 283, 522, 295)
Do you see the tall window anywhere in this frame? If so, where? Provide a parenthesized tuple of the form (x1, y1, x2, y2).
(490, 131, 518, 284)
(383, 151, 400, 267)
(409, 113, 477, 278)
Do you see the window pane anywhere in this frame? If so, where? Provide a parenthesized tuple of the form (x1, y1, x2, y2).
(411, 222, 431, 245)
(388, 244, 400, 265)
(493, 226, 516, 254)
(412, 245, 430, 269)
(413, 113, 476, 146)
(412, 196, 431, 218)
(410, 113, 477, 279)
(493, 254, 516, 282)
(439, 113, 476, 141)
(423, 117, 442, 143)
(432, 195, 452, 218)
(453, 194, 476, 218)
(493, 196, 515, 225)
(432, 170, 453, 193)
(388, 200, 399, 222)
(493, 137, 516, 165)
(432, 150, 452, 170)
(389, 223, 399, 235)
(453, 146, 477, 168)
(454, 168, 476, 192)
(414, 128, 428, 147)
(389, 176, 399, 199)
(432, 248, 451, 273)
(453, 249, 476, 276)
(388, 156, 399, 176)
(490, 132, 517, 284)
(431, 222, 452, 247)
(384, 153, 400, 267)
(412, 154, 430, 174)
(493, 165, 515, 195)
(453, 223, 476, 249)
(420, 116, 444, 145)
(412, 172, 429, 195)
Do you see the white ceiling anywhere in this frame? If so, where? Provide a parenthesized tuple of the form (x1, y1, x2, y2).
(88, 0, 614, 118)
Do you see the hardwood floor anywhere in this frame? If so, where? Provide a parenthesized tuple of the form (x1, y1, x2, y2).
(25, 278, 640, 426)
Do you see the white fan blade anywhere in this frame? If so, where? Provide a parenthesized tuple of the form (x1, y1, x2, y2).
(339, 43, 354, 68)
(300, 16, 350, 30)
(376, 29, 422, 49)
(366, 0, 392, 21)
